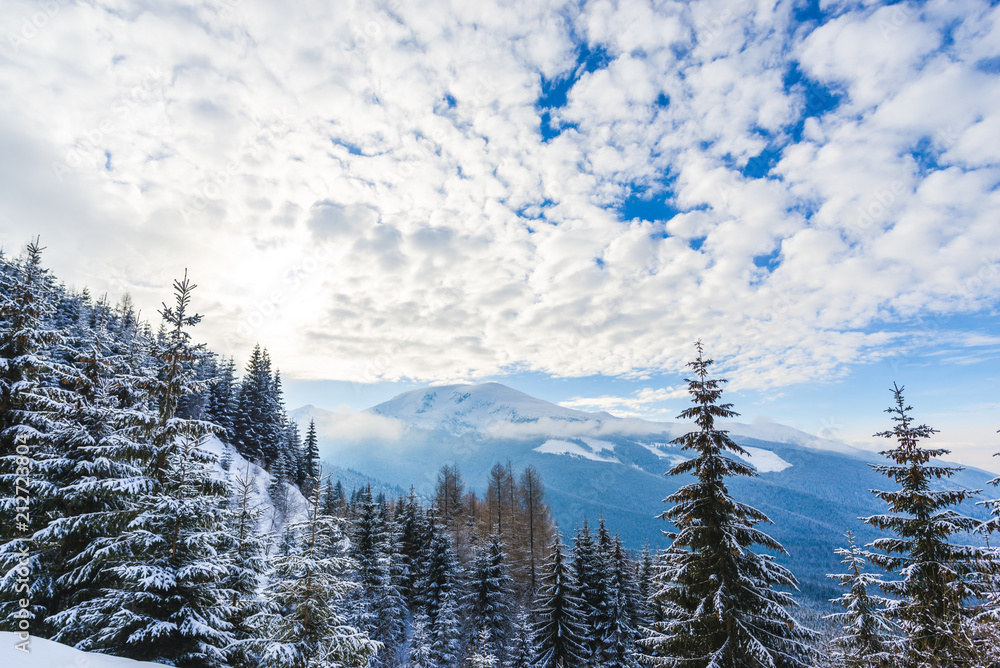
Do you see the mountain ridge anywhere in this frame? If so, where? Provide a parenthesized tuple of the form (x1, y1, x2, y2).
(290, 381, 996, 603)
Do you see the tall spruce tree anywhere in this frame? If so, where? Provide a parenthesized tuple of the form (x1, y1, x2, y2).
(574, 518, 614, 666)
(862, 383, 993, 667)
(417, 515, 463, 668)
(351, 487, 407, 667)
(250, 467, 380, 668)
(826, 530, 895, 668)
(462, 533, 515, 664)
(532, 534, 587, 668)
(607, 535, 642, 668)
(222, 461, 272, 668)
(639, 341, 815, 668)
(300, 418, 320, 497)
(47, 274, 233, 667)
(27, 311, 153, 641)
(977, 434, 1000, 662)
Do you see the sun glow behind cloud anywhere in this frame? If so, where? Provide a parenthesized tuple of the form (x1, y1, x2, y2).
(0, 0, 998, 395)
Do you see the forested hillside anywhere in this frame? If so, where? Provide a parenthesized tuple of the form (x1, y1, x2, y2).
(2, 240, 999, 667)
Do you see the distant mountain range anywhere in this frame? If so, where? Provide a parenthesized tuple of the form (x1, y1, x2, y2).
(290, 382, 996, 603)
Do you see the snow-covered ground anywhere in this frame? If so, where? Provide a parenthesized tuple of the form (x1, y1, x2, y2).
(534, 438, 620, 463)
(736, 446, 793, 473)
(1, 632, 163, 667)
(203, 435, 309, 534)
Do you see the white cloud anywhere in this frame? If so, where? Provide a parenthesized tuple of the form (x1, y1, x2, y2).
(0, 0, 998, 395)
(559, 387, 688, 418)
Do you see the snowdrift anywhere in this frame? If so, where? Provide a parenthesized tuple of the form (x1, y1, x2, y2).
(0, 632, 164, 667)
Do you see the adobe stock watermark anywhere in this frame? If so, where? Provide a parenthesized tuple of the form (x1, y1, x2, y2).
(180, 107, 295, 222)
(233, 241, 340, 342)
(11, 432, 33, 653)
(877, 2, 917, 39)
(4, 0, 61, 56)
(853, 180, 905, 233)
(51, 66, 167, 183)
(348, 284, 464, 394)
(340, 0, 401, 64)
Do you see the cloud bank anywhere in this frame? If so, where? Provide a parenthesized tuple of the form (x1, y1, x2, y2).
(1, 0, 998, 390)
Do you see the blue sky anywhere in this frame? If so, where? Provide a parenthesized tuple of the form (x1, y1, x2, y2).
(1, 0, 998, 470)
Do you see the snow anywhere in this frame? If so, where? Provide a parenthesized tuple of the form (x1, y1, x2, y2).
(722, 420, 865, 456)
(201, 435, 309, 531)
(364, 383, 864, 460)
(368, 382, 614, 435)
(736, 446, 793, 473)
(534, 439, 620, 463)
(637, 441, 687, 466)
(0, 632, 165, 667)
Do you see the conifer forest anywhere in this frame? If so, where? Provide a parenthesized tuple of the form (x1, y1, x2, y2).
(2, 241, 999, 668)
(2, 2, 1000, 667)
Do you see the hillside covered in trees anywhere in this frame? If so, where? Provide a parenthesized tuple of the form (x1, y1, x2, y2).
(2, 239, 1000, 667)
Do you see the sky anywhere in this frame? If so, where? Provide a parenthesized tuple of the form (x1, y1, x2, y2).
(1, 0, 998, 471)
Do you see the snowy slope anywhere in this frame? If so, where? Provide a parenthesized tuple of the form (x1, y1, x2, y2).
(0, 632, 164, 667)
(364, 382, 867, 458)
(202, 436, 309, 534)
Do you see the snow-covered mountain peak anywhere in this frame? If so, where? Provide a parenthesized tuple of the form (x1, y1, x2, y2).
(368, 382, 617, 435)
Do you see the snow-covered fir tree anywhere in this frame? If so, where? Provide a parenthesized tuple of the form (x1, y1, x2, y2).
(398, 487, 430, 604)
(221, 460, 273, 668)
(862, 383, 994, 667)
(532, 534, 587, 668)
(573, 518, 614, 666)
(250, 468, 380, 668)
(350, 487, 407, 667)
(467, 628, 498, 668)
(205, 355, 238, 444)
(417, 515, 463, 668)
(233, 344, 285, 468)
(639, 341, 816, 668)
(826, 530, 896, 668)
(606, 535, 642, 668)
(299, 418, 320, 497)
(26, 311, 154, 641)
(46, 274, 234, 666)
(462, 533, 514, 664)
(409, 613, 435, 668)
(506, 609, 535, 668)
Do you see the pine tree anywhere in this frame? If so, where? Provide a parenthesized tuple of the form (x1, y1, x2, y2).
(462, 533, 514, 663)
(468, 628, 498, 668)
(532, 535, 587, 668)
(862, 383, 993, 667)
(46, 274, 233, 666)
(23, 311, 153, 640)
(250, 467, 380, 668)
(300, 419, 320, 497)
(0, 240, 65, 597)
(417, 514, 463, 667)
(636, 542, 657, 627)
(607, 535, 642, 668)
(398, 487, 429, 603)
(507, 609, 535, 668)
(639, 341, 816, 668)
(351, 487, 407, 667)
(409, 613, 435, 668)
(574, 518, 613, 666)
(233, 346, 286, 468)
(976, 434, 1000, 664)
(826, 530, 895, 668)
(206, 356, 238, 444)
(222, 461, 272, 668)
